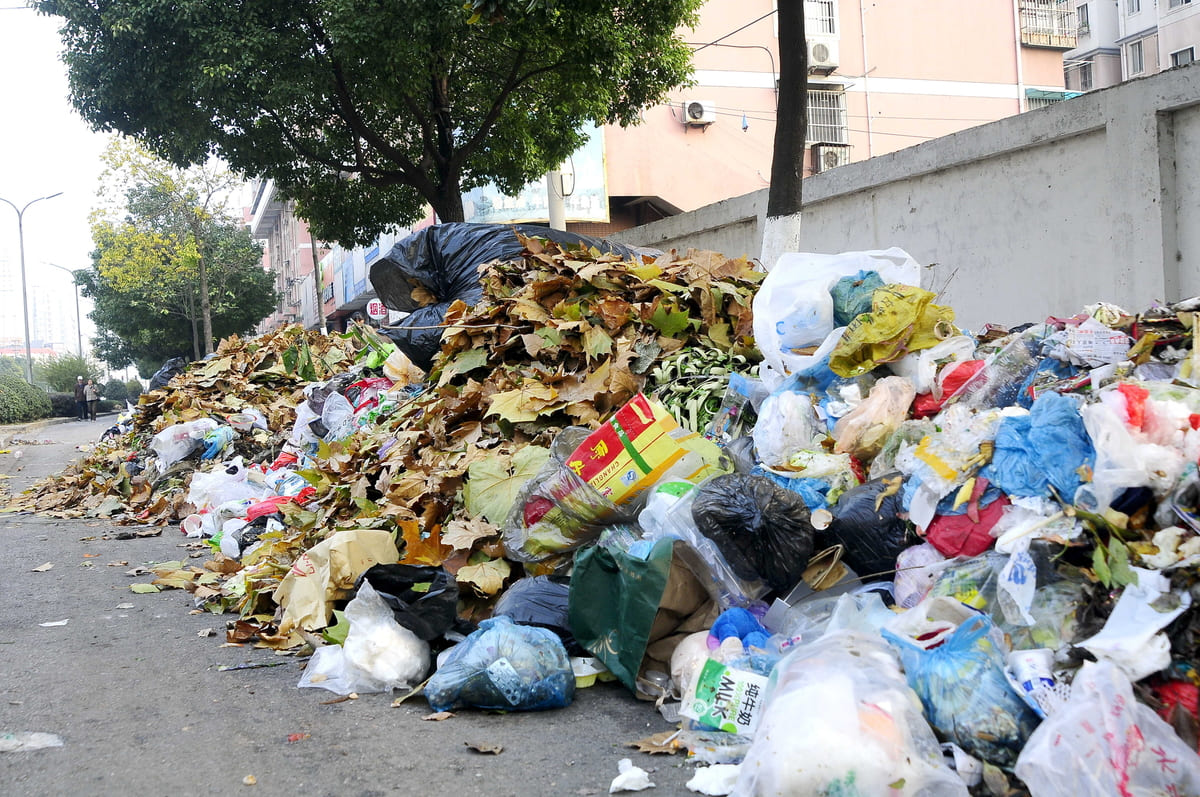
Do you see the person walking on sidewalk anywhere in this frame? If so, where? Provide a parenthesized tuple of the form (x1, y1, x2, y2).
(74, 376, 87, 421)
(84, 378, 100, 421)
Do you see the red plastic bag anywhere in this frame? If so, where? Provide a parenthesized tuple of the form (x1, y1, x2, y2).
(925, 481, 1010, 558)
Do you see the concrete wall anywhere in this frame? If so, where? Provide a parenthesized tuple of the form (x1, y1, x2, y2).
(609, 63, 1200, 333)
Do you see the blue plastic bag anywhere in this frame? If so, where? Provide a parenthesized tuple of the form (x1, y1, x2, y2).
(424, 615, 574, 712)
(982, 391, 1094, 499)
(883, 613, 1040, 768)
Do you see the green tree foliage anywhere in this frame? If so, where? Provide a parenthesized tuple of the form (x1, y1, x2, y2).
(0, 375, 53, 424)
(81, 156, 278, 374)
(125, 378, 144, 401)
(40, 0, 702, 245)
(89, 140, 264, 356)
(35, 353, 105, 392)
(102, 378, 128, 401)
(0, 356, 26, 380)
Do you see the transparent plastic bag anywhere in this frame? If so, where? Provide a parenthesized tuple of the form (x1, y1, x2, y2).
(752, 381, 826, 469)
(501, 428, 630, 563)
(639, 485, 769, 609)
(150, 418, 219, 468)
(732, 630, 968, 797)
(1014, 660, 1200, 795)
(424, 615, 574, 712)
(832, 375, 916, 461)
(298, 581, 430, 695)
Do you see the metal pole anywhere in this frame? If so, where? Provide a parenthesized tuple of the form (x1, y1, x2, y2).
(47, 263, 83, 357)
(1, 192, 63, 383)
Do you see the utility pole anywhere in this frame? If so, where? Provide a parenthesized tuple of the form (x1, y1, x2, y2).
(0, 192, 63, 382)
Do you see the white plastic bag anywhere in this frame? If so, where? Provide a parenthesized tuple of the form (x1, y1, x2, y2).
(1077, 566, 1191, 681)
(732, 630, 967, 797)
(185, 457, 264, 512)
(1014, 660, 1200, 796)
(753, 248, 921, 387)
(1076, 385, 1191, 512)
(320, 391, 357, 441)
(297, 581, 430, 695)
(149, 418, 219, 468)
(888, 334, 978, 396)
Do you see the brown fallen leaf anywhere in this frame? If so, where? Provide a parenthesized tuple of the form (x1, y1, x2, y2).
(465, 741, 503, 755)
(319, 693, 358, 705)
(627, 730, 684, 755)
(422, 711, 455, 721)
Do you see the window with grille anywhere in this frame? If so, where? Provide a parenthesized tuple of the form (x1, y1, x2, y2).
(1076, 3, 1089, 34)
(805, 0, 837, 35)
(1168, 0, 1191, 8)
(806, 87, 847, 144)
(1129, 40, 1144, 75)
(1080, 62, 1093, 90)
(1128, 0, 1140, 13)
(1172, 47, 1196, 67)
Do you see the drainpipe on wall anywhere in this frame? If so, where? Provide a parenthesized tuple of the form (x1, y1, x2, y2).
(1012, 0, 1027, 112)
(860, 0, 874, 157)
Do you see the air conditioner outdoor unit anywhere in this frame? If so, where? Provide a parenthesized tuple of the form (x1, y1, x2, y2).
(813, 143, 851, 173)
(682, 99, 716, 126)
(808, 37, 840, 75)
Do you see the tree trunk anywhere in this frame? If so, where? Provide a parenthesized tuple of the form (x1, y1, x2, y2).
(190, 215, 214, 355)
(187, 291, 201, 361)
(431, 173, 466, 223)
(760, 0, 808, 270)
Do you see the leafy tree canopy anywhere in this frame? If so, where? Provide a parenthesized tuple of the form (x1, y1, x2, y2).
(35, 353, 106, 392)
(40, 0, 702, 246)
(81, 154, 278, 376)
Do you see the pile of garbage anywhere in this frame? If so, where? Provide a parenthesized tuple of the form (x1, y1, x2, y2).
(12, 232, 1200, 795)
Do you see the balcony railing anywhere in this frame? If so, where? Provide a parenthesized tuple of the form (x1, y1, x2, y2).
(1020, 0, 1078, 49)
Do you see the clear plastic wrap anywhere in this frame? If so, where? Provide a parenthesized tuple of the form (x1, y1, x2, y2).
(1015, 660, 1200, 795)
(731, 631, 967, 797)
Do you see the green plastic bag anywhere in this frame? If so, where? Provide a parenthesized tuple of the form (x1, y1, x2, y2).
(569, 539, 715, 698)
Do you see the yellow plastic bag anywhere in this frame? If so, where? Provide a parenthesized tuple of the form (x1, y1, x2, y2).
(275, 529, 400, 636)
(829, 284, 956, 377)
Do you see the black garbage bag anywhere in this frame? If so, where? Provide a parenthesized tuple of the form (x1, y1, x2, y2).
(820, 475, 915, 580)
(493, 575, 586, 656)
(369, 222, 651, 370)
(149, 356, 188, 391)
(356, 564, 459, 642)
(691, 474, 815, 593)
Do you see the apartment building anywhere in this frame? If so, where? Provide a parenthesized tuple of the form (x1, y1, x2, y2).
(1066, 0, 1199, 91)
(251, 0, 1078, 332)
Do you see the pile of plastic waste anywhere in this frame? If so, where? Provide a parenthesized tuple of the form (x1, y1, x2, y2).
(12, 231, 1200, 796)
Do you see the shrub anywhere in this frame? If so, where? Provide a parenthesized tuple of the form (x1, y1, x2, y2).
(125, 379, 144, 401)
(103, 379, 128, 402)
(49, 392, 77, 418)
(0, 375, 53, 424)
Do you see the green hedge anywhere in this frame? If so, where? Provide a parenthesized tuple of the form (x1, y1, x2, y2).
(49, 391, 77, 417)
(0, 375, 53, 424)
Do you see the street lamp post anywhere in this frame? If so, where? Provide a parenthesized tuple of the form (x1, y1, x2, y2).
(0, 192, 64, 383)
(47, 263, 83, 358)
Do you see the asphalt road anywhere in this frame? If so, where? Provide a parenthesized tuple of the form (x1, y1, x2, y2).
(0, 417, 696, 796)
